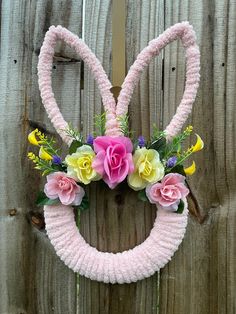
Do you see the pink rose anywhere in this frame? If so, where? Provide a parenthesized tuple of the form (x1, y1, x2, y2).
(92, 136, 134, 189)
(146, 173, 189, 211)
(44, 172, 85, 206)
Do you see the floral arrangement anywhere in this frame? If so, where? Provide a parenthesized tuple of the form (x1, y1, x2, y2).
(28, 116, 204, 214)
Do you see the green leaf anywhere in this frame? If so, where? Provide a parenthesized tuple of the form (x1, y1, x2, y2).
(36, 191, 60, 206)
(75, 194, 89, 211)
(69, 140, 83, 154)
(36, 191, 47, 205)
(170, 142, 181, 155)
(168, 164, 186, 176)
(42, 169, 52, 176)
(149, 137, 166, 152)
(138, 189, 148, 202)
(51, 163, 67, 172)
(176, 199, 185, 214)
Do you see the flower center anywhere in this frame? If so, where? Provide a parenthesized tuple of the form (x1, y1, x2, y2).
(111, 153, 122, 168)
(77, 156, 91, 170)
(139, 158, 152, 177)
(58, 179, 70, 190)
(161, 185, 180, 201)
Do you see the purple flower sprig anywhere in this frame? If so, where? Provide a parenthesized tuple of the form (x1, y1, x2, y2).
(166, 156, 177, 168)
(86, 134, 94, 145)
(138, 136, 145, 148)
(52, 155, 62, 165)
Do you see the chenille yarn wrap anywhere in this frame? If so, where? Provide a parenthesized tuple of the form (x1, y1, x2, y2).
(38, 21, 200, 284)
(116, 21, 200, 139)
(44, 200, 188, 284)
(38, 21, 200, 141)
(38, 25, 119, 143)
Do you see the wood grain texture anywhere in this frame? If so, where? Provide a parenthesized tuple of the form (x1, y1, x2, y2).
(0, 0, 83, 313)
(159, 1, 236, 314)
(126, 0, 165, 136)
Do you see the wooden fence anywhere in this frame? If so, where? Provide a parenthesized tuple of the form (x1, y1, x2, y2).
(0, 0, 235, 313)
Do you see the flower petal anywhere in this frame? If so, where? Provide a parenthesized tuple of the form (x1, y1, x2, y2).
(39, 146, 53, 161)
(28, 129, 40, 146)
(128, 172, 147, 191)
(191, 134, 204, 152)
(184, 161, 196, 175)
(162, 173, 186, 185)
(92, 151, 106, 176)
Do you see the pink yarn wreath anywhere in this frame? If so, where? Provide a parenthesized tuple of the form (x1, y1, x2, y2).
(38, 21, 200, 284)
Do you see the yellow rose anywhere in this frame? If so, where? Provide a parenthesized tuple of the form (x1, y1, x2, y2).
(65, 145, 101, 184)
(128, 147, 164, 191)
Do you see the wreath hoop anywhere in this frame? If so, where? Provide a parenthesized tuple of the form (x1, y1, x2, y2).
(44, 201, 188, 284)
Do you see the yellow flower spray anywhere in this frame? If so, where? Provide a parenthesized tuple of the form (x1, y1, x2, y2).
(27, 129, 59, 175)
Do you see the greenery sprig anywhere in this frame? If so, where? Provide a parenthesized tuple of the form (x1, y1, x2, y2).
(65, 124, 83, 142)
(27, 152, 55, 176)
(118, 114, 134, 138)
(162, 126, 193, 161)
(94, 112, 106, 136)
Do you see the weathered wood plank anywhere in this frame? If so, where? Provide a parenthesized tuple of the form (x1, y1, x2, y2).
(159, 1, 236, 314)
(160, 1, 214, 312)
(26, 62, 82, 314)
(0, 0, 83, 313)
(27, 229, 77, 314)
(0, 1, 38, 312)
(126, 0, 165, 136)
(27, 0, 84, 310)
(78, 0, 164, 313)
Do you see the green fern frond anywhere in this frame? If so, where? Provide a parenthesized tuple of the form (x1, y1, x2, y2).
(64, 124, 83, 142)
(94, 112, 106, 136)
(117, 114, 132, 137)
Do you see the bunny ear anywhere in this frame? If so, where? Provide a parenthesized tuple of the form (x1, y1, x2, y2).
(116, 22, 200, 139)
(38, 25, 119, 144)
